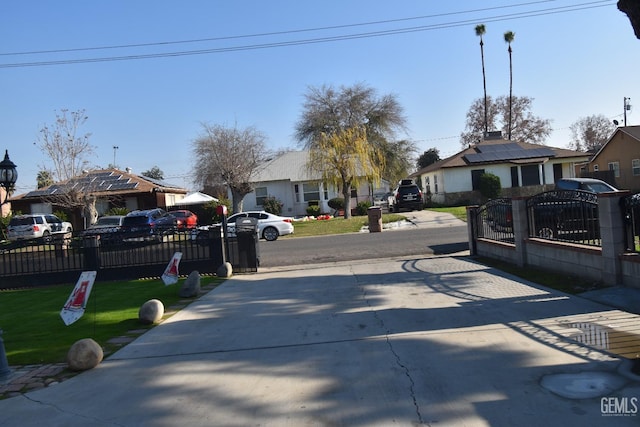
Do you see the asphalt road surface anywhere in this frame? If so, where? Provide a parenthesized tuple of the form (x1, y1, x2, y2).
(259, 210, 469, 267)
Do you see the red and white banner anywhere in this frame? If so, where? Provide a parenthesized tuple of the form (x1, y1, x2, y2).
(60, 271, 97, 326)
(162, 252, 182, 285)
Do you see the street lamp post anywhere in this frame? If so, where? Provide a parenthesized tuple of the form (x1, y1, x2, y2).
(0, 149, 17, 379)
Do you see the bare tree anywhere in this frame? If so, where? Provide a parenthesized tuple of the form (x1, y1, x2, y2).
(295, 83, 409, 217)
(37, 109, 99, 225)
(192, 123, 268, 213)
(460, 95, 552, 147)
(569, 114, 616, 152)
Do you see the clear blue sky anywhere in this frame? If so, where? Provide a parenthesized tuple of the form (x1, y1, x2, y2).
(1, 0, 638, 194)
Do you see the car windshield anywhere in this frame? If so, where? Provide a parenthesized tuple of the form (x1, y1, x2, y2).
(585, 182, 616, 193)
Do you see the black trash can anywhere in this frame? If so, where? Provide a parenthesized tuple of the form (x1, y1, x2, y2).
(235, 217, 259, 272)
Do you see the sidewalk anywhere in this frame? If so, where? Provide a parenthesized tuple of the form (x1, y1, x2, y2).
(1, 255, 639, 426)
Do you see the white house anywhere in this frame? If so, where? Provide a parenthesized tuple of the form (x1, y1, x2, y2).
(241, 150, 389, 216)
(410, 136, 590, 205)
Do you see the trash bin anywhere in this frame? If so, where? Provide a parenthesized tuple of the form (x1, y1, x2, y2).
(235, 217, 259, 272)
(367, 206, 383, 233)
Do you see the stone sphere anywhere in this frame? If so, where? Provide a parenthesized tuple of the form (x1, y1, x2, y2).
(139, 299, 164, 324)
(67, 338, 103, 371)
(216, 262, 233, 278)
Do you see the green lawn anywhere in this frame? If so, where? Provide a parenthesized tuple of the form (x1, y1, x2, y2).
(0, 276, 223, 365)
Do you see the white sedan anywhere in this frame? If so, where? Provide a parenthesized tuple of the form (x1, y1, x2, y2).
(225, 211, 294, 241)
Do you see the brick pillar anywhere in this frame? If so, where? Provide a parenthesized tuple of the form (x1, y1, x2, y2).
(598, 191, 630, 285)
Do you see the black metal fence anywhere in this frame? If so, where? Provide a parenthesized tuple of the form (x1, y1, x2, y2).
(474, 198, 514, 243)
(623, 193, 640, 253)
(526, 190, 601, 246)
(0, 230, 227, 288)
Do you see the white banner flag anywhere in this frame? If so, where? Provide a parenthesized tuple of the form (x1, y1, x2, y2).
(60, 271, 97, 326)
(162, 252, 182, 285)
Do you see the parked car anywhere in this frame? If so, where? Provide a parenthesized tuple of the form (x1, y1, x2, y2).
(171, 210, 198, 230)
(82, 215, 125, 244)
(532, 178, 620, 239)
(373, 192, 393, 212)
(389, 179, 423, 213)
(120, 208, 176, 242)
(6, 214, 73, 243)
(195, 211, 294, 242)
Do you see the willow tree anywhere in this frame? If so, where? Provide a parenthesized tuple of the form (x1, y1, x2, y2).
(295, 83, 408, 217)
(308, 126, 383, 219)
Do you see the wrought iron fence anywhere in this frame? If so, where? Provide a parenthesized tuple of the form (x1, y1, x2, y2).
(526, 190, 601, 247)
(0, 230, 223, 288)
(623, 192, 640, 253)
(474, 198, 515, 244)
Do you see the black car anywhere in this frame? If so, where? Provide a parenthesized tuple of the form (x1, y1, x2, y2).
(389, 179, 423, 213)
(120, 208, 176, 242)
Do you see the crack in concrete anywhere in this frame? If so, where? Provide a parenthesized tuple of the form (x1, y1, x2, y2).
(21, 393, 127, 426)
(353, 266, 428, 426)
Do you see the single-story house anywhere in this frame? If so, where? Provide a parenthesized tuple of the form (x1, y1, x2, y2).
(241, 150, 389, 216)
(10, 168, 189, 230)
(578, 125, 640, 192)
(409, 135, 590, 205)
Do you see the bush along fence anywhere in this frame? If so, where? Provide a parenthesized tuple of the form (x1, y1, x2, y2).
(467, 190, 640, 289)
(0, 227, 258, 288)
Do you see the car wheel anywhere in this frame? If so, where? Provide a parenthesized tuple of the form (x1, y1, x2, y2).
(42, 231, 52, 244)
(263, 227, 279, 241)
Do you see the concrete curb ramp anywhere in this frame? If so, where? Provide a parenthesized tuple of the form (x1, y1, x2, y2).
(1, 255, 639, 426)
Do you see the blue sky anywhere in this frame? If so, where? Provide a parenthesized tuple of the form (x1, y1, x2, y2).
(1, 0, 638, 194)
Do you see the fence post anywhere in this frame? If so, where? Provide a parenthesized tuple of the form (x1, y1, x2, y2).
(82, 236, 101, 271)
(466, 206, 478, 256)
(511, 197, 528, 268)
(598, 191, 630, 286)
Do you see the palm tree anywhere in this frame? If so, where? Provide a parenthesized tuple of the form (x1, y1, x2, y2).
(504, 31, 515, 140)
(475, 24, 488, 137)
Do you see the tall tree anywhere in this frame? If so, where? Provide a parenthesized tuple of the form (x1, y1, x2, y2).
(569, 114, 616, 152)
(460, 95, 552, 147)
(416, 148, 441, 170)
(36, 109, 99, 224)
(141, 166, 165, 180)
(475, 24, 489, 135)
(295, 83, 408, 218)
(192, 123, 268, 213)
(504, 31, 515, 140)
(379, 139, 416, 184)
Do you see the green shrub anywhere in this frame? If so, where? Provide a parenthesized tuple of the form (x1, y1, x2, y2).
(328, 197, 345, 210)
(355, 201, 371, 216)
(53, 210, 69, 221)
(203, 198, 233, 224)
(306, 204, 321, 216)
(262, 196, 283, 215)
(479, 173, 502, 200)
(106, 207, 129, 216)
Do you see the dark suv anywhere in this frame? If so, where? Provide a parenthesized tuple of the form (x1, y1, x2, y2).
(390, 179, 423, 213)
(120, 208, 176, 242)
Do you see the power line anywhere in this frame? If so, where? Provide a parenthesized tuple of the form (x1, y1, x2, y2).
(0, 1, 615, 69)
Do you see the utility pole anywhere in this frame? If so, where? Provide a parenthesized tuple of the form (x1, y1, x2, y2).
(624, 98, 631, 126)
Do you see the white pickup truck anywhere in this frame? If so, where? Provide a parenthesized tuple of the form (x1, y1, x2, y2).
(7, 214, 73, 243)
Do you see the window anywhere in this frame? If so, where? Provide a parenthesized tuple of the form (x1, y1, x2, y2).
(633, 159, 640, 176)
(255, 186, 268, 205)
(434, 175, 439, 193)
(471, 169, 485, 191)
(294, 184, 300, 203)
(510, 166, 519, 187)
(593, 164, 599, 172)
(521, 165, 540, 186)
(608, 162, 620, 178)
(424, 176, 431, 194)
(303, 182, 320, 202)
